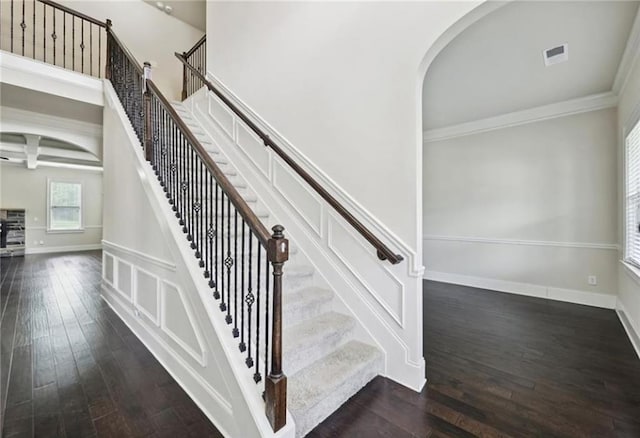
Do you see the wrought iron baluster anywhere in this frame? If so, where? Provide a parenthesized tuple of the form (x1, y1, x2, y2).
(214, 183, 219, 299)
(52, 7, 55, 65)
(198, 160, 204, 267)
(220, 189, 226, 312)
(246, 229, 254, 368)
(81, 19, 84, 73)
(72, 15, 74, 70)
(264, 254, 270, 388)
(90, 23, 93, 76)
(20, 0, 24, 55)
(239, 220, 246, 352)
(226, 196, 232, 324)
(63, 12, 65, 68)
(233, 210, 239, 338)
(98, 25, 101, 78)
(11, 0, 14, 53)
(254, 241, 262, 383)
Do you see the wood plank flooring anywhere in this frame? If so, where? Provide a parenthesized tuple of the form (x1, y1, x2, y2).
(3, 252, 640, 437)
(0, 251, 222, 438)
(309, 280, 640, 437)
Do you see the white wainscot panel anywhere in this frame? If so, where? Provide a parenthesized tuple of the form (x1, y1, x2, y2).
(117, 260, 133, 301)
(273, 159, 323, 237)
(104, 253, 115, 286)
(236, 123, 270, 179)
(135, 268, 160, 325)
(328, 214, 404, 327)
(209, 94, 234, 138)
(161, 281, 207, 366)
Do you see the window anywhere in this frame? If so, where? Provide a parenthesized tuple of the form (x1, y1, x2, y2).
(48, 181, 82, 231)
(626, 118, 640, 268)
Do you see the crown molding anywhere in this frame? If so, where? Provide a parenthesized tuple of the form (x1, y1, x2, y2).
(613, 5, 640, 95)
(423, 91, 618, 143)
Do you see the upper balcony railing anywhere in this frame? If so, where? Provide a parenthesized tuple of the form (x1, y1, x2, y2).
(181, 34, 205, 100)
(0, 0, 106, 77)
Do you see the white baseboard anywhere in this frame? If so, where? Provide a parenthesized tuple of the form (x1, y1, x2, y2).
(616, 300, 640, 360)
(424, 270, 617, 309)
(25, 243, 102, 255)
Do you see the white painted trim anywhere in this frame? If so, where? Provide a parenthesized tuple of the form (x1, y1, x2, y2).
(24, 243, 101, 254)
(616, 300, 640, 360)
(27, 225, 102, 231)
(423, 234, 620, 251)
(423, 92, 618, 143)
(133, 266, 161, 327)
(102, 240, 176, 272)
(613, 6, 640, 95)
(424, 269, 617, 309)
(160, 279, 208, 368)
(100, 287, 235, 438)
(47, 178, 83, 232)
(0, 50, 104, 106)
(621, 260, 640, 286)
(204, 72, 423, 278)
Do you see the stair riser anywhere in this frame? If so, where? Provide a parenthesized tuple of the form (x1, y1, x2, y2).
(283, 297, 332, 329)
(284, 324, 354, 377)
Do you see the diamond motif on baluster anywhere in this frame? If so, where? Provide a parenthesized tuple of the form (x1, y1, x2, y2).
(20, 22, 26, 30)
(181, 180, 188, 192)
(245, 292, 255, 307)
(193, 202, 201, 213)
(207, 227, 216, 241)
(80, 42, 85, 50)
(170, 163, 177, 173)
(161, 147, 168, 157)
(51, 32, 57, 41)
(224, 256, 233, 270)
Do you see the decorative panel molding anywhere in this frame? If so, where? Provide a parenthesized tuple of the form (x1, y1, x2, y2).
(328, 214, 404, 327)
(117, 260, 133, 300)
(236, 123, 271, 179)
(135, 268, 160, 326)
(161, 281, 208, 367)
(104, 252, 115, 286)
(273, 159, 324, 237)
(208, 94, 234, 139)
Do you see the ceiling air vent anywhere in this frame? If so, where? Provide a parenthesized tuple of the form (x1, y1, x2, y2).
(543, 43, 568, 66)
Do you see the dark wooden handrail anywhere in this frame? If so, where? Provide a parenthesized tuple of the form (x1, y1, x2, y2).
(175, 52, 404, 265)
(146, 79, 272, 247)
(39, 0, 106, 27)
(185, 34, 206, 57)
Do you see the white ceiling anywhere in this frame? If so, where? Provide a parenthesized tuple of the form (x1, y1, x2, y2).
(423, 1, 640, 130)
(142, 0, 206, 31)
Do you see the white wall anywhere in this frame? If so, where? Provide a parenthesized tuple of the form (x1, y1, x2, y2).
(423, 108, 619, 305)
(617, 52, 640, 349)
(205, 1, 483, 256)
(0, 162, 103, 253)
(57, 0, 203, 100)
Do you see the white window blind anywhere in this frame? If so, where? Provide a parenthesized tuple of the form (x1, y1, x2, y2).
(49, 181, 82, 231)
(626, 118, 640, 267)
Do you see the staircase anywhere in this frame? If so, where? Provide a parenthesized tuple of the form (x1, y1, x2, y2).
(171, 100, 383, 437)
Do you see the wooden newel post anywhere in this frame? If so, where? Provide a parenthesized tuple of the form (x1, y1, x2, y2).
(266, 224, 288, 432)
(143, 61, 153, 163)
(104, 19, 112, 79)
(181, 51, 188, 101)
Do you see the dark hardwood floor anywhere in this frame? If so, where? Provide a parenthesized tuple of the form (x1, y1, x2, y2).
(3, 252, 640, 437)
(0, 251, 222, 438)
(309, 280, 640, 438)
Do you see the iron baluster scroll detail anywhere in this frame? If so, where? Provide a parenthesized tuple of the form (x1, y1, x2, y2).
(104, 27, 289, 429)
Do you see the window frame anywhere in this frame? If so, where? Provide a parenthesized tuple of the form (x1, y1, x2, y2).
(624, 105, 640, 270)
(47, 179, 84, 233)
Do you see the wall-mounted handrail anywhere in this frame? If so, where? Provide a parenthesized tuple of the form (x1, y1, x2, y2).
(175, 52, 404, 265)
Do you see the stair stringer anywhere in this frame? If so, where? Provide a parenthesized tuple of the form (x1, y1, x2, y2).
(186, 84, 426, 392)
(102, 81, 295, 438)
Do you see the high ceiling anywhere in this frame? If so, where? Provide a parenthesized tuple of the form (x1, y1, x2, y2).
(423, 1, 640, 130)
(142, 0, 206, 31)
